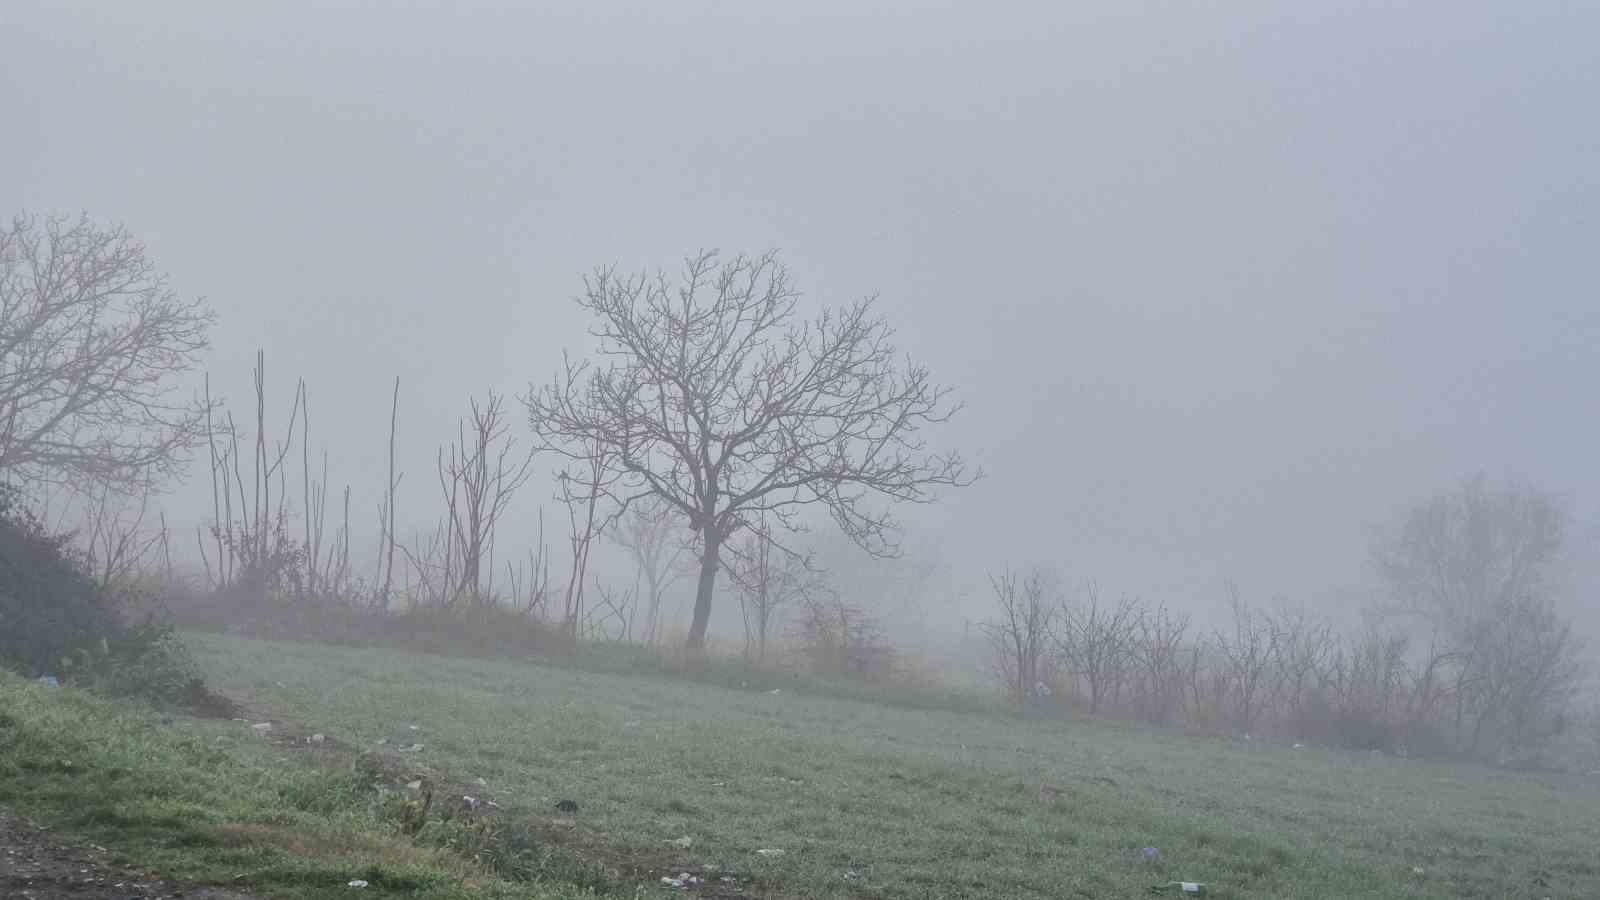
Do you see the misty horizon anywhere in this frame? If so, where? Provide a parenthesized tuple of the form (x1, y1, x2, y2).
(5, 1, 1597, 644)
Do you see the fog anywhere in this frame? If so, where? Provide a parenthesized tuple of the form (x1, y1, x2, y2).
(4, 1, 1597, 641)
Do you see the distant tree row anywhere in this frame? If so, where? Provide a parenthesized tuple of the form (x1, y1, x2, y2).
(984, 478, 1588, 764)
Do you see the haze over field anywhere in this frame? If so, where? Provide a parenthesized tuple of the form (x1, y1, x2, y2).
(4, 1, 1597, 639)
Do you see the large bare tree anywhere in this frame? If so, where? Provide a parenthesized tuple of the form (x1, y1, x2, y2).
(0, 212, 213, 492)
(525, 251, 972, 648)
(1372, 476, 1585, 756)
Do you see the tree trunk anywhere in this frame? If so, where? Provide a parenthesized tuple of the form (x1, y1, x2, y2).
(686, 526, 722, 650)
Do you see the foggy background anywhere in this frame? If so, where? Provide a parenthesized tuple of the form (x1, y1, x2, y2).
(3, 1, 1597, 643)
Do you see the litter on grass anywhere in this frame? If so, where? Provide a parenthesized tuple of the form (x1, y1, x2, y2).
(661, 872, 702, 888)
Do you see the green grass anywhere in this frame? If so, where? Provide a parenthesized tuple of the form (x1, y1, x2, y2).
(0, 668, 598, 899)
(180, 633, 1600, 899)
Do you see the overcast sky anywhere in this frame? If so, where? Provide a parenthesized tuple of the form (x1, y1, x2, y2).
(3, 1, 1597, 637)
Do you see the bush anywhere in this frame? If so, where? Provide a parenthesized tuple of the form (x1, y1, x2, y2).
(0, 492, 199, 703)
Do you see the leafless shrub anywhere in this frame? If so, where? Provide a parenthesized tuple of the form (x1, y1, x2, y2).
(790, 588, 896, 680)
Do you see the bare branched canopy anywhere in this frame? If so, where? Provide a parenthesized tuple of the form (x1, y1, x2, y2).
(1371, 477, 1585, 756)
(525, 250, 972, 647)
(0, 213, 213, 492)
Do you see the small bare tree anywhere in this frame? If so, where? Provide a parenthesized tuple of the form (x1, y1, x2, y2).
(608, 495, 689, 645)
(554, 432, 616, 638)
(1132, 602, 1190, 725)
(525, 251, 973, 648)
(1055, 583, 1140, 715)
(726, 524, 824, 663)
(1213, 588, 1281, 734)
(584, 580, 637, 642)
(0, 212, 214, 492)
(441, 391, 534, 608)
(1267, 605, 1336, 737)
(403, 390, 533, 610)
(980, 568, 1056, 707)
(197, 352, 306, 608)
(371, 376, 401, 609)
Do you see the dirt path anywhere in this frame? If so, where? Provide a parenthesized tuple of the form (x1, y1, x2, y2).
(0, 813, 256, 900)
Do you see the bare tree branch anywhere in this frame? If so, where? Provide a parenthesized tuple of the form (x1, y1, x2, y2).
(0, 212, 214, 493)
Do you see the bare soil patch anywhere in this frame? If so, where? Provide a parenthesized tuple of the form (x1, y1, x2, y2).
(0, 813, 258, 900)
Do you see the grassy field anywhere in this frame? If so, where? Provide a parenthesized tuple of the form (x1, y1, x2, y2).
(158, 633, 1600, 900)
(3, 634, 1597, 899)
(0, 666, 599, 899)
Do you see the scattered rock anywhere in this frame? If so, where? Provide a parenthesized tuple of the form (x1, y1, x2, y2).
(309, 733, 326, 744)
(250, 722, 273, 735)
(668, 836, 693, 849)
(348, 878, 369, 888)
(396, 743, 424, 753)
(756, 848, 785, 857)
